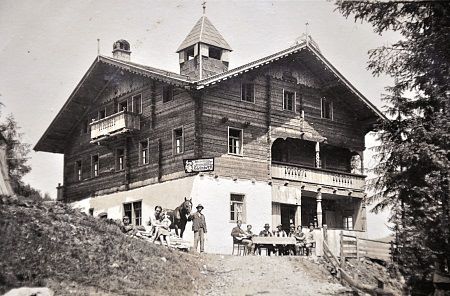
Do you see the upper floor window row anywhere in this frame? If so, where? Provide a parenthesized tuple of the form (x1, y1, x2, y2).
(117, 94, 142, 114)
(91, 94, 142, 123)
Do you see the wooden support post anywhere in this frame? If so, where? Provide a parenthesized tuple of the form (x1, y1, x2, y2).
(355, 234, 360, 282)
(157, 138, 162, 182)
(340, 230, 345, 269)
(360, 152, 364, 175)
(356, 234, 359, 261)
(316, 191, 322, 228)
(315, 142, 320, 168)
(150, 80, 156, 129)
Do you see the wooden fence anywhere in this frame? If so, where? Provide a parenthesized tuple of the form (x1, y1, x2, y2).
(339, 231, 393, 262)
(322, 230, 396, 295)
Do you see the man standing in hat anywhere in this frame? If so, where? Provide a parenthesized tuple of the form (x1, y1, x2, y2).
(188, 204, 207, 252)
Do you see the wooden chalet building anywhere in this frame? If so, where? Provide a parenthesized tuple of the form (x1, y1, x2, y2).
(35, 15, 384, 254)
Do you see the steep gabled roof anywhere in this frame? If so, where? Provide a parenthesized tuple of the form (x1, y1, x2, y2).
(176, 16, 232, 52)
(195, 41, 386, 121)
(99, 55, 191, 84)
(35, 39, 386, 154)
(34, 56, 191, 153)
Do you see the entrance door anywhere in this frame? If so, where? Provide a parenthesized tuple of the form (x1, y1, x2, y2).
(280, 204, 296, 234)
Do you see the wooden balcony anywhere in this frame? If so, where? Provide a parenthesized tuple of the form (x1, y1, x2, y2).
(271, 162, 365, 191)
(90, 111, 140, 143)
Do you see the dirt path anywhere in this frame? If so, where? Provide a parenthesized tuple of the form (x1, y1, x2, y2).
(195, 255, 352, 296)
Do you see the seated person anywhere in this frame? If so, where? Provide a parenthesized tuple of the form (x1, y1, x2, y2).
(290, 225, 306, 255)
(231, 220, 254, 254)
(273, 224, 288, 255)
(257, 223, 274, 255)
(259, 223, 273, 237)
(273, 224, 287, 237)
(245, 224, 255, 238)
(121, 216, 136, 235)
(157, 213, 172, 248)
(149, 206, 166, 243)
(305, 223, 316, 256)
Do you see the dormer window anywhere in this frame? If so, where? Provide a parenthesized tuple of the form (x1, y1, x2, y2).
(208, 46, 222, 60)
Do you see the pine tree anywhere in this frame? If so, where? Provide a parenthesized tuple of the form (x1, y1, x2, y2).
(336, 1, 450, 291)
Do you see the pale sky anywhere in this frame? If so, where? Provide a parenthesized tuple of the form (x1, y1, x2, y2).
(0, 0, 398, 238)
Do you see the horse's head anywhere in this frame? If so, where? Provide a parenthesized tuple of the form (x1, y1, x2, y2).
(182, 197, 192, 214)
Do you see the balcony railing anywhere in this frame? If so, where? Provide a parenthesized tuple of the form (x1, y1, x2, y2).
(90, 111, 140, 142)
(271, 162, 365, 191)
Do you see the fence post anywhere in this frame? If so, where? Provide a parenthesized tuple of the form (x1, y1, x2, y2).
(356, 234, 359, 261)
(340, 230, 345, 269)
(355, 234, 359, 281)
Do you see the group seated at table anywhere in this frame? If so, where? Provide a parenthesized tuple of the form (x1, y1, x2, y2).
(231, 222, 316, 256)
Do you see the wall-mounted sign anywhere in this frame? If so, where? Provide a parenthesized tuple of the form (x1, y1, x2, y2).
(183, 158, 214, 173)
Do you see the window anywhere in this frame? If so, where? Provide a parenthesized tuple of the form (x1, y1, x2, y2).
(185, 46, 195, 61)
(123, 201, 142, 226)
(75, 160, 82, 181)
(343, 216, 353, 230)
(228, 127, 243, 155)
(118, 100, 128, 112)
(230, 194, 245, 222)
(91, 155, 99, 177)
(173, 128, 183, 154)
(81, 120, 89, 135)
(283, 90, 295, 111)
(132, 94, 142, 114)
(98, 108, 106, 119)
(209, 46, 222, 60)
(321, 98, 333, 119)
(139, 140, 149, 165)
(241, 83, 255, 103)
(89, 208, 94, 216)
(116, 148, 125, 171)
(163, 86, 173, 103)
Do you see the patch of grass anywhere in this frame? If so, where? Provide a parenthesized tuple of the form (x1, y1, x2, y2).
(0, 195, 201, 295)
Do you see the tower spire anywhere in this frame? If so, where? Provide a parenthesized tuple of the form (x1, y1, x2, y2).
(202, 1, 206, 15)
(305, 21, 309, 45)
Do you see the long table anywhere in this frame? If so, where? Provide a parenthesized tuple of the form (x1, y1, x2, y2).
(252, 236, 296, 245)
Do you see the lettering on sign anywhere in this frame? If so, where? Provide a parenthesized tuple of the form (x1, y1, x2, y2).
(183, 158, 214, 173)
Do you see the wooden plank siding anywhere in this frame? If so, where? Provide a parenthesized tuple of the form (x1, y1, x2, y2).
(199, 65, 367, 181)
(63, 74, 196, 202)
(61, 58, 370, 202)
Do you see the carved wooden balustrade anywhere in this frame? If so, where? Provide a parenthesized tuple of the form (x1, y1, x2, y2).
(271, 162, 365, 191)
(90, 111, 140, 143)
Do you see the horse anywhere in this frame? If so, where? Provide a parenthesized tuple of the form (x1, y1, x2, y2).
(163, 197, 192, 238)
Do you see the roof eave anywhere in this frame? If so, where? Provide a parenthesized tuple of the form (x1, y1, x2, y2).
(34, 56, 101, 153)
(306, 45, 387, 121)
